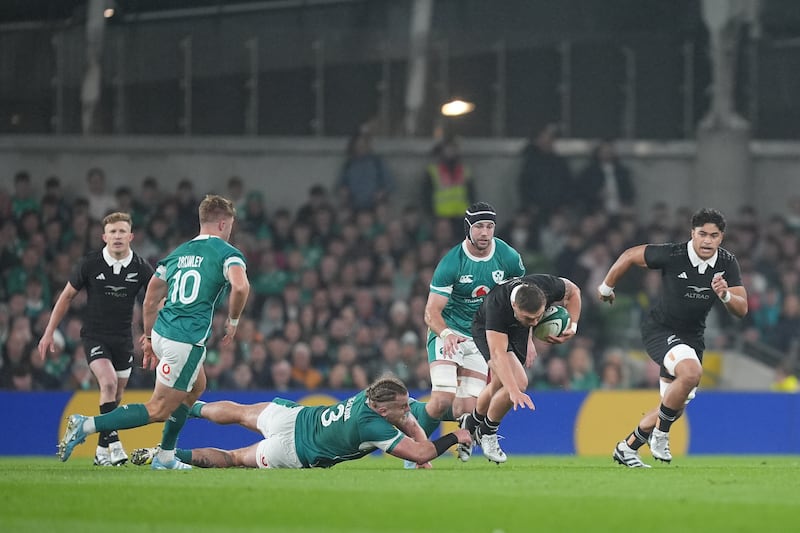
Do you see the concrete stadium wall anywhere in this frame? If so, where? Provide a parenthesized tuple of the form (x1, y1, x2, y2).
(5, 389, 800, 458)
(1, 136, 798, 223)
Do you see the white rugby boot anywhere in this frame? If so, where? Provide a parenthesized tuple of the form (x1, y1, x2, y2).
(649, 428, 672, 463)
(613, 440, 651, 468)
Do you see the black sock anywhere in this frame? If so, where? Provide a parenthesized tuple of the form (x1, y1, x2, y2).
(628, 427, 651, 451)
(464, 409, 485, 433)
(98, 401, 118, 447)
(657, 404, 680, 432)
(476, 416, 501, 438)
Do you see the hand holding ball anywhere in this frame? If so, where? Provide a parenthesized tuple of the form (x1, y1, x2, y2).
(533, 305, 571, 341)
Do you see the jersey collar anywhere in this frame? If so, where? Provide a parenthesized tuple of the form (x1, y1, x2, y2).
(461, 238, 496, 262)
(686, 240, 717, 274)
(102, 246, 133, 268)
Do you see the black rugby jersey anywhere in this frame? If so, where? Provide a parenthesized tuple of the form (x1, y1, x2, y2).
(472, 273, 566, 342)
(69, 250, 154, 338)
(644, 242, 742, 335)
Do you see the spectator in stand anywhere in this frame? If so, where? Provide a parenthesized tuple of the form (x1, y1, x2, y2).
(599, 359, 624, 389)
(517, 122, 572, 226)
(239, 191, 271, 240)
(85, 168, 117, 222)
(328, 343, 368, 389)
(42, 175, 72, 223)
(566, 345, 600, 390)
(290, 342, 323, 390)
(371, 337, 411, 382)
(337, 127, 395, 212)
(6, 247, 51, 305)
(226, 175, 246, 212)
(114, 187, 135, 221)
(765, 293, 800, 353)
(246, 341, 270, 388)
(131, 176, 162, 228)
(574, 139, 636, 217)
(269, 359, 295, 391)
(227, 362, 256, 391)
(498, 208, 538, 255)
(174, 179, 199, 239)
(9, 363, 35, 391)
(309, 333, 333, 376)
(297, 184, 331, 222)
(11, 171, 39, 219)
(533, 356, 571, 391)
(134, 215, 169, 267)
(265, 332, 291, 366)
(17, 209, 41, 248)
(422, 135, 474, 236)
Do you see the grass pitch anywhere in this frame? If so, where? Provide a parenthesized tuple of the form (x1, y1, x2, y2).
(1, 455, 799, 532)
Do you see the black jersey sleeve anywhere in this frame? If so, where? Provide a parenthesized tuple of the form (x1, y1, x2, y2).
(643, 244, 672, 269)
(68, 255, 89, 291)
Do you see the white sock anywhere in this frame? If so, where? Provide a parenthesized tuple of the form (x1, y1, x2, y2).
(157, 448, 175, 462)
(84, 418, 97, 434)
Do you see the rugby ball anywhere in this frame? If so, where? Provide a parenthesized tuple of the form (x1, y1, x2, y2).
(533, 305, 571, 341)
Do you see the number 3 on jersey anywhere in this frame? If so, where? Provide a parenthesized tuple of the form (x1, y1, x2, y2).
(320, 404, 344, 427)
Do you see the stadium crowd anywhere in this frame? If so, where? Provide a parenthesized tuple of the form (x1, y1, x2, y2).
(1, 146, 799, 393)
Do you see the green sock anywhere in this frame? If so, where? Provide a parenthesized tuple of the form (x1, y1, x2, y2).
(441, 405, 455, 422)
(189, 401, 206, 418)
(176, 448, 192, 463)
(160, 403, 190, 451)
(410, 400, 441, 437)
(94, 404, 149, 432)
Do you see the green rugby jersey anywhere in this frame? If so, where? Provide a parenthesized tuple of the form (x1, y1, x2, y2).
(429, 238, 525, 336)
(152, 235, 246, 345)
(286, 390, 406, 468)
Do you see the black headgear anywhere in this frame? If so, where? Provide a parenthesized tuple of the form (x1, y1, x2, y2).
(464, 202, 497, 245)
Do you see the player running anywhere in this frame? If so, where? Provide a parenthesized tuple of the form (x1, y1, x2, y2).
(601, 208, 747, 467)
(424, 202, 525, 462)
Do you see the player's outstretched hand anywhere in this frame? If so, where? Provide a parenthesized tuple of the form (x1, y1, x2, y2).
(598, 289, 615, 305)
(508, 389, 535, 411)
(36, 335, 53, 361)
(222, 320, 238, 346)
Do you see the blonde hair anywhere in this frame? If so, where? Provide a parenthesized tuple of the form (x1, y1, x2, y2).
(199, 194, 236, 224)
(102, 212, 132, 228)
(366, 374, 407, 404)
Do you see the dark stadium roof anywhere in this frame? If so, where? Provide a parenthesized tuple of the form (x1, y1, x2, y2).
(0, 0, 326, 24)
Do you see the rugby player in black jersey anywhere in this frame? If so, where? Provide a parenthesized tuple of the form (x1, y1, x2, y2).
(599, 208, 748, 467)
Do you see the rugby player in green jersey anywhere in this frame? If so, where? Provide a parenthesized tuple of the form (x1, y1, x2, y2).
(131, 375, 471, 469)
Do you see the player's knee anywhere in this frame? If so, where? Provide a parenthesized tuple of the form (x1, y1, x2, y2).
(663, 344, 700, 379)
(144, 402, 172, 422)
(679, 364, 703, 387)
(514, 372, 529, 391)
(98, 380, 117, 397)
